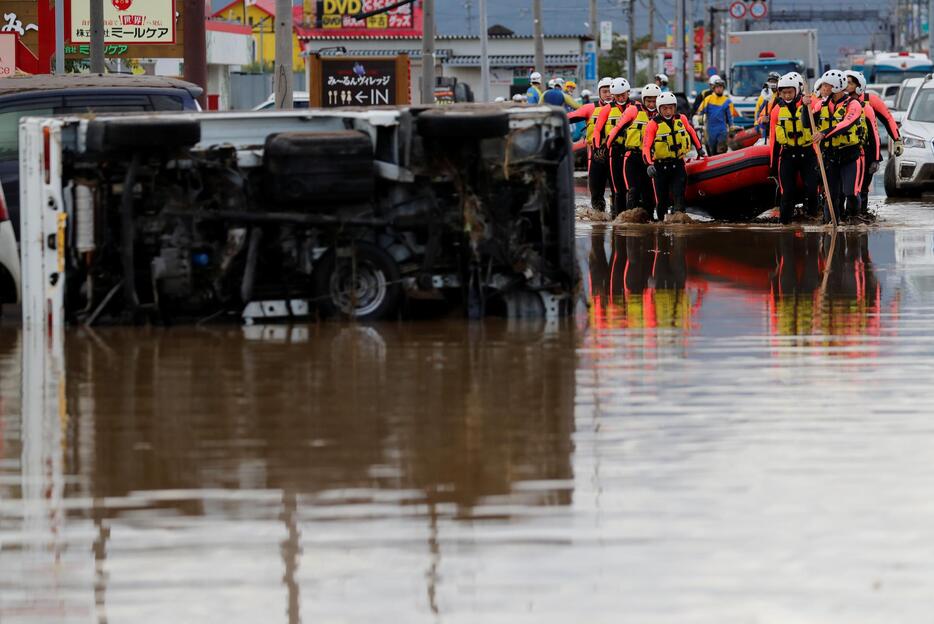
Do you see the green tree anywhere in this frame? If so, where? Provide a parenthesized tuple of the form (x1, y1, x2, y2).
(598, 34, 655, 85)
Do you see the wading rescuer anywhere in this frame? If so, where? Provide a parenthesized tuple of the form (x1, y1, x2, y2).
(691, 74, 720, 116)
(755, 72, 781, 137)
(568, 77, 615, 211)
(526, 72, 544, 104)
(696, 76, 736, 155)
(607, 83, 662, 213)
(844, 71, 882, 213)
(768, 73, 820, 223)
(643, 92, 705, 219)
(594, 78, 638, 216)
(808, 69, 868, 222)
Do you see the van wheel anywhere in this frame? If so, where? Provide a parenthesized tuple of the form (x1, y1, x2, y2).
(86, 118, 201, 152)
(417, 109, 510, 139)
(313, 242, 403, 321)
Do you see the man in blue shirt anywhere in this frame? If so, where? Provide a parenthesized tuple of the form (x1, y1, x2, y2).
(526, 72, 544, 104)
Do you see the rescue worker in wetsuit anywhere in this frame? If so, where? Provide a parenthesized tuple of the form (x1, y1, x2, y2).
(543, 79, 570, 106)
(755, 72, 781, 138)
(844, 70, 882, 213)
(768, 73, 820, 223)
(568, 77, 616, 211)
(808, 70, 868, 222)
(568, 77, 612, 151)
(526, 72, 544, 104)
(594, 78, 639, 217)
(696, 76, 736, 155)
(607, 83, 662, 214)
(691, 74, 721, 116)
(643, 92, 705, 219)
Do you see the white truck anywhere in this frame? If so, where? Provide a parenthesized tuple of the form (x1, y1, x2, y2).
(726, 29, 820, 126)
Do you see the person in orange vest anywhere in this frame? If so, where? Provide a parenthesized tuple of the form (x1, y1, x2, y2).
(844, 70, 884, 213)
(642, 92, 705, 219)
(606, 83, 662, 214)
(807, 70, 869, 221)
(768, 73, 820, 223)
(568, 77, 615, 211)
(593, 78, 640, 216)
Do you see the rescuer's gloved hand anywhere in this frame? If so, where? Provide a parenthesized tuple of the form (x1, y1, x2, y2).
(696, 147, 706, 158)
(893, 140, 904, 157)
(646, 165, 657, 178)
(868, 161, 880, 175)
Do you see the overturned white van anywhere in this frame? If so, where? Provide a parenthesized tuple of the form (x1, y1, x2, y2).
(19, 105, 578, 326)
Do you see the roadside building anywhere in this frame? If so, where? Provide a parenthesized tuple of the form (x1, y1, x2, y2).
(301, 27, 589, 104)
(213, 0, 307, 70)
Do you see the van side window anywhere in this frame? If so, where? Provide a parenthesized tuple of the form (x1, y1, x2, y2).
(150, 94, 187, 111)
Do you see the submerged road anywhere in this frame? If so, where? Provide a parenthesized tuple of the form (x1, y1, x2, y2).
(2, 174, 934, 622)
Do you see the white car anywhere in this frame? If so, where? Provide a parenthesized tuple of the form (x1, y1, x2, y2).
(0, 180, 20, 306)
(252, 91, 310, 111)
(891, 77, 925, 124)
(868, 83, 901, 108)
(885, 75, 934, 197)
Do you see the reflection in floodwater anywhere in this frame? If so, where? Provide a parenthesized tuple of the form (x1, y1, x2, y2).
(1, 321, 576, 622)
(586, 227, 899, 357)
(8, 224, 934, 621)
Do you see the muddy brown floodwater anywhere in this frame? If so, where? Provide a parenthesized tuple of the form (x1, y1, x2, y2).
(5, 209, 934, 622)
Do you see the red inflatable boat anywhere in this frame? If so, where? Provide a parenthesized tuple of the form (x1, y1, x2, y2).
(685, 145, 775, 218)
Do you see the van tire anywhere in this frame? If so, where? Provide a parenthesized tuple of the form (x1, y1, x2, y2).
(313, 242, 403, 321)
(86, 118, 201, 153)
(417, 109, 510, 140)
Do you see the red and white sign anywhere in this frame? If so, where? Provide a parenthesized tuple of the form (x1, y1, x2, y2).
(728, 1, 747, 19)
(68, 0, 176, 44)
(749, 1, 768, 19)
(0, 34, 15, 77)
(302, 0, 423, 39)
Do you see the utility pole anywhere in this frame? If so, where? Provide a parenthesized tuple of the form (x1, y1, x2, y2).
(533, 0, 545, 77)
(627, 0, 635, 80)
(929, 0, 933, 55)
(274, 0, 293, 109)
(674, 0, 682, 91)
(590, 0, 599, 88)
(649, 0, 656, 75)
(684, 0, 691, 93)
(183, 0, 207, 108)
(422, 0, 435, 104)
(479, 0, 490, 101)
(90, 0, 105, 73)
(54, 0, 64, 73)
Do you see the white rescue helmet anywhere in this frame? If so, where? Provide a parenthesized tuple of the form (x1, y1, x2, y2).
(547, 78, 557, 89)
(610, 77, 631, 95)
(821, 70, 846, 94)
(598, 76, 614, 89)
(530, 71, 543, 84)
(553, 77, 565, 87)
(711, 76, 726, 87)
(843, 70, 867, 95)
(777, 73, 800, 95)
(581, 89, 593, 97)
(655, 73, 669, 84)
(641, 84, 662, 98)
(657, 92, 678, 108)
(708, 74, 721, 86)
(786, 71, 806, 94)
(494, 96, 506, 102)
(512, 93, 526, 102)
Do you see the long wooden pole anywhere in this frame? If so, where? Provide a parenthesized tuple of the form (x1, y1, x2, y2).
(805, 99, 837, 227)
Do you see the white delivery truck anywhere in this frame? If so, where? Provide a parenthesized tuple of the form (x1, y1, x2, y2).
(726, 29, 820, 127)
